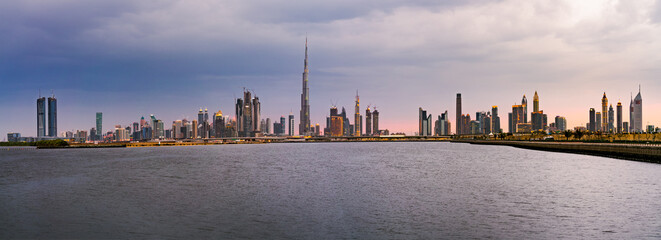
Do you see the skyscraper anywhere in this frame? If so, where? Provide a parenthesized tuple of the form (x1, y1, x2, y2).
(608, 104, 614, 133)
(96, 112, 103, 140)
(533, 91, 539, 112)
(589, 108, 596, 132)
(47, 94, 57, 137)
(595, 112, 602, 132)
(555, 116, 567, 131)
(419, 108, 431, 136)
(299, 38, 311, 136)
(511, 104, 524, 133)
(214, 110, 225, 138)
(456, 93, 462, 135)
(235, 89, 260, 137)
(616, 101, 622, 133)
(491, 106, 500, 134)
(631, 86, 643, 133)
(365, 107, 372, 136)
(601, 93, 608, 132)
(521, 95, 528, 123)
(37, 96, 46, 137)
(288, 114, 295, 136)
(354, 92, 361, 137)
(372, 109, 379, 136)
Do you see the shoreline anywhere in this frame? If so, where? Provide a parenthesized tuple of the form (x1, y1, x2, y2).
(454, 140, 661, 164)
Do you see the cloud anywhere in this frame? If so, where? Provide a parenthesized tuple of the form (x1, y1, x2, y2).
(1, 0, 661, 136)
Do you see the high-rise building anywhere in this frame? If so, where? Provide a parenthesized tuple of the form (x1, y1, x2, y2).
(631, 86, 643, 133)
(37, 97, 46, 137)
(434, 111, 450, 136)
(533, 91, 539, 112)
(555, 116, 567, 131)
(602, 93, 608, 132)
(330, 107, 343, 137)
(372, 109, 379, 136)
(616, 101, 623, 133)
(288, 114, 295, 136)
(456, 93, 462, 135)
(508, 113, 513, 133)
(252, 97, 261, 134)
(608, 104, 614, 133)
(354, 92, 361, 137)
(96, 112, 103, 141)
(365, 107, 372, 136)
(341, 107, 350, 136)
(531, 111, 544, 131)
(521, 95, 528, 123)
(589, 108, 596, 132)
(235, 90, 260, 137)
(214, 110, 225, 138)
(278, 116, 286, 135)
(491, 106, 500, 134)
(47, 95, 57, 137)
(595, 112, 602, 132)
(299, 38, 311, 136)
(623, 122, 629, 133)
(419, 108, 432, 136)
(511, 105, 525, 133)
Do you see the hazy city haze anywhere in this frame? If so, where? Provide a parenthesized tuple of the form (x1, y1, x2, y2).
(2, 0, 661, 137)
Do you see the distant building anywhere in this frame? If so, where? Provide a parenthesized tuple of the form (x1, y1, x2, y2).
(434, 111, 450, 136)
(288, 114, 295, 136)
(602, 93, 608, 132)
(365, 108, 372, 136)
(516, 123, 532, 133)
(555, 116, 567, 131)
(616, 101, 623, 133)
(589, 108, 596, 132)
(531, 111, 544, 131)
(47, 95, 57, 137)
(456, 93, 462, 135)
(630, 86, 643, 133)
(533, 91, 539, 112)
(235, 90, 261, 137)
(419, 108, 432, 136)
(354, 92, 361, 136)
(595, 112, 602, 132)
(299, 38, 311, 136)
(511, 105, 525, 133)
(491, 106, 500, 134)
(37, 97, 46, 137)
(214, 110, 225, 138)
(96, 112, 103, 141)
(372, 109, 380, 136)
(7, 133, 21, 142)
(623, 122, 629, 133)
(608, 104, 614, 133)
(521, 94, 528, 123)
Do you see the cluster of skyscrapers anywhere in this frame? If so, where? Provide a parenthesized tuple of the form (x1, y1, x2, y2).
(324, 93, 382, 137)
(14, 38, 655, 142)
(587, 87, 643, 133)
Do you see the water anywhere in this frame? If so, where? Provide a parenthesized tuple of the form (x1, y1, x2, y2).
(1, 142, 660, 239)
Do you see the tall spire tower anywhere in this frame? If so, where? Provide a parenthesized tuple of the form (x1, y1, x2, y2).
(299, 37, 311, 136)
(354, 91, 361, 136)
(533, 91, 539, 112)
(602, 92, 608, 132)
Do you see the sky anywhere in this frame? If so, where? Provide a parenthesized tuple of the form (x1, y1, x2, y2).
(1, 0, 661, 138)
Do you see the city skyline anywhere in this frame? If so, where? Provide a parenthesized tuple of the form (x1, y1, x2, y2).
(2, 1, 661, 137)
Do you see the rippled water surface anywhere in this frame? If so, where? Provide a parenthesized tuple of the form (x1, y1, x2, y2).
(1, 142, 660, 239)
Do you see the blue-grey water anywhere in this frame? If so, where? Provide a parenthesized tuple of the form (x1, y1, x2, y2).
(1, 142, 660, 239)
